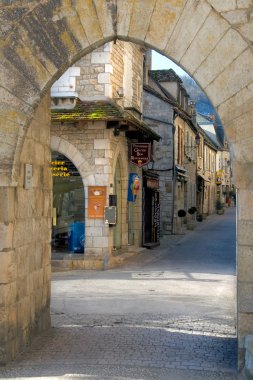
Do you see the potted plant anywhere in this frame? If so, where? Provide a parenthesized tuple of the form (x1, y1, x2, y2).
(177, 209, 186, 234)
(216, 199, 224, 215)
(187, 207, 197, 230)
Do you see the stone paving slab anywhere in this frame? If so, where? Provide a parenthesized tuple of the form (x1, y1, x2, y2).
(0, 209, 240, 380)
(0, 313, 238, 379)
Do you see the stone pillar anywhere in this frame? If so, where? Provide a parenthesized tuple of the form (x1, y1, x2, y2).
(237, 186, 253, 369)
(0, 94, 52, 364)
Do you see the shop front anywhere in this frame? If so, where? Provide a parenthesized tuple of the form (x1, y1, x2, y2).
(51, 151, 85, 256)
(142, 171, 160, 248)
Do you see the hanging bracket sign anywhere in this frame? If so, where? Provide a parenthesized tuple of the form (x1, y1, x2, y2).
(130, 143, 151, 168)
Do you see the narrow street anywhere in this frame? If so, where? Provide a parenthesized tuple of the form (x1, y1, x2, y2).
(1, 208, 240, 380)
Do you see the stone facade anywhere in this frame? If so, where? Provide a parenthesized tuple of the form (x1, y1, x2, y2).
(143, 80, 174, 235)
(51, 121, 142, 268)
(0, 95, 51, 364)
(1, 0, 253, 370)
(174, 114, 198, 233)
(50, 41, 147, 268)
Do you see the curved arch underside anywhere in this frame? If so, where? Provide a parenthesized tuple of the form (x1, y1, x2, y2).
(0, 0, 253, 187)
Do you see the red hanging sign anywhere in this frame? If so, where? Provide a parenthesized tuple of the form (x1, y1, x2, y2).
(130, 143, 151, 168)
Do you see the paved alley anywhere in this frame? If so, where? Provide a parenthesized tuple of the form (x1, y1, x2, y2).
(0, 208, 241, 380)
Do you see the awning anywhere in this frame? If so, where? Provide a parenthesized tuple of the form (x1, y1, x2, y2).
(197, 173, 210, 183)
(175, 165, 187, 174)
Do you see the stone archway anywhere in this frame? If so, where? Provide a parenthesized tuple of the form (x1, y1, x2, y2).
(51, 135, 96, 187)
(0, 0, 253, 367)
(51, 135, 96, 256)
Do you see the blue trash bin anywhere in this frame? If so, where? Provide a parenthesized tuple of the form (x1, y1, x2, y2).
(68, 222, 85, 253)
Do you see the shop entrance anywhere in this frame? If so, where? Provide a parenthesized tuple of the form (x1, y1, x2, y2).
(142, 171, 160, 248)
(51, 152, 85, 255)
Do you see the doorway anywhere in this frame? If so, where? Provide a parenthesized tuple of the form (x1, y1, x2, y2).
(51, 151, 85, 255)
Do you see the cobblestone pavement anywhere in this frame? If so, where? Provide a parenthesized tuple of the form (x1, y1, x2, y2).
(0, 209, 241, 379)
(0, 313, 238, 379)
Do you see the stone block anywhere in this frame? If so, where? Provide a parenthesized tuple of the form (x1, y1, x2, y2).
(165, 0, 211, 62)
(87, 226, 103, 237)
(50, 135, 60, 151)
(218, 88, 252, 126)
(207, 0, 236, 12)
(17, 297, 31, 329)
(93, 236, 109, 248)
(205, 48, 253, 107)
(238, 313, 253, 348)
(233, 161, 253, 190)
(32, 242, 44, 272)
(33, 143, 45, 165)
(98, 73, 110, 84)
(145, 0, 184, 49)
(85, 247, 103, 256)
(238, 220, 253, 246)
(95, 158, 108, 165)
(16, 245, 30, 277)
(127, 0, 156, 42)
(42, 243, 51, 268)
(194, 29, 247, 89)
(91, 52, 111, 65)
(104, 83, 112, 97)
(222, 10, 248, 25)
(0, 187, 15, 223)
(94, 174, 109, 185)
(94, 139, 109, 149)
(105, 64, 113, 73)
(0, 251, 16, 284)
(117, 0, 133, 37)
(16, 276, 28, 302)
(237, 0, 252, 7)
(85, 235, 93, 249)
(0, 222, 14, 251)
(181, 10, 229, 73)
(4, 282, 17, 309)
(238, 280, 253, 309)
(7, 305, 18, 340)
(237, 190, 253, 220)
(0, 285, 6, 308)
(104, 166, 112, 174)
(238, 22, 253, 42)
(0, 316, 8, 345)
(94, 84, 104, 92)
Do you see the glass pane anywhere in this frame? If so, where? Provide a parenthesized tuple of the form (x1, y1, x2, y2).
(51, 152, 85, 254)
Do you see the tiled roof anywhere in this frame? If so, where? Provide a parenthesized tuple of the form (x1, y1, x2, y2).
(149, 69, 183, 83)
(51, 99, 160, 141)
(144, 84, 177, 106)
(196, 113, 214, 125)
(51, 99, 124, 122)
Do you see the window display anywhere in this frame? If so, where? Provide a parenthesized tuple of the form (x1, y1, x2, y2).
(51, 152, 85, 254)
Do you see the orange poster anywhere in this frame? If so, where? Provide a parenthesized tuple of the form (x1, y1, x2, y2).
(88, 186, 106, 218)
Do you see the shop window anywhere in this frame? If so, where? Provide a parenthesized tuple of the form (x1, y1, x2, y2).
(51, 151, 85, 254)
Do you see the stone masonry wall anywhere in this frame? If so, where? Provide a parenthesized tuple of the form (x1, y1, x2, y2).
(51, 121, 132, 261)
(73, 41, 144, 111)
(0, 95, 51, 363)
(143, 90, 174, 235)
(75, 44, 109, 100)
(2, 0, 253, 370)
(111, 42, 144, 112)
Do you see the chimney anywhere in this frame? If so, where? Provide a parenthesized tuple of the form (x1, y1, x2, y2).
(189, 100, 196, 124)
(144, 50, 152, 85)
